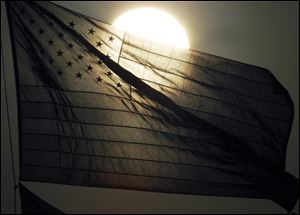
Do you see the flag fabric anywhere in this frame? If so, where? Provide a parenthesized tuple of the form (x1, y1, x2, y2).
(19, 184, 64, 214)
(6, 1, 298, 212)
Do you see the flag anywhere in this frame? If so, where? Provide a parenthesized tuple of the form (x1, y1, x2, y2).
(6, 1, 298, 212)
(19, 184, 64, 214)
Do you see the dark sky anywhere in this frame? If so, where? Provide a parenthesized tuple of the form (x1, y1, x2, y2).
(1, 1, 299, 213)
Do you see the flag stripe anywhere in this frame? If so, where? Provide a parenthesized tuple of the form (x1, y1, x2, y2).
(21, 116, 281, 151)
(21, 114, 286, 148)
(121, 42, 273, 86)
(21, 101, 288, 136)
(21, 164, 257, 187)
(22, 148, 259, 178)
(20, 99, 289, 123)
(120, 55, 289, 107)
(21, 165, 266, 194)
(22, 132, 233, 160)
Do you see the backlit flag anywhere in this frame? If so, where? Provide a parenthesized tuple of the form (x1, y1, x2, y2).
(6, 1, 298, 212)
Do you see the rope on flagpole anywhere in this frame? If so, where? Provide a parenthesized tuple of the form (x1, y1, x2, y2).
(117, 32, 132, 100)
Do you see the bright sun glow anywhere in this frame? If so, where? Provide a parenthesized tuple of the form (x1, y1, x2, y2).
(113, 8, 190, 49)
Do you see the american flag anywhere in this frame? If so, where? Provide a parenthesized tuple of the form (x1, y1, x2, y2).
(6, 1, 298, 212)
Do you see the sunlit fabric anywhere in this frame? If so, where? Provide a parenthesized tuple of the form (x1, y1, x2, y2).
(6, 1, 298, 212)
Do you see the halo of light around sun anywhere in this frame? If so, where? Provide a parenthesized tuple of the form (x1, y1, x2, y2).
(113, 8, 190, 49)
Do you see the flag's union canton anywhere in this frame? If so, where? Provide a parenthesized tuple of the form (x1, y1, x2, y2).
(6, 1, 298, 212)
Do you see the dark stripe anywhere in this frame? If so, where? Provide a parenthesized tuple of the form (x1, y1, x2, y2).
(22, 148, 259, 176)
(21, 116, 277, 147)
(22, 132, 233, 161)
(21, 116, 214, 144)
(20, 100, 191, 128)
(21, 164, 258, 187)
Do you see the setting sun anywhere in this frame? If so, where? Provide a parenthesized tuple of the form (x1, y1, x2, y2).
(113, 8, 190, 49)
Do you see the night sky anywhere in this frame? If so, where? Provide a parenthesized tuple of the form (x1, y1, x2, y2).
(1, 1, 298, 213)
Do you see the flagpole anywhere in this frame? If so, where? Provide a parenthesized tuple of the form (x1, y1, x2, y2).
(2, 2, 21, 213)
(1, 33, 17, 215)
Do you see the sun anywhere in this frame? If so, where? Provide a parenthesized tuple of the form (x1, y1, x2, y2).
(113, 8, 190, 49)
